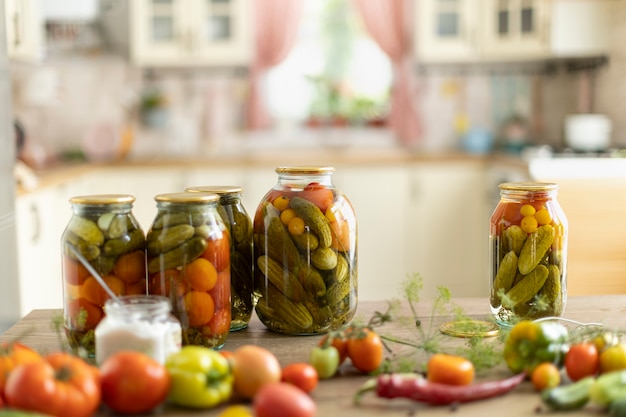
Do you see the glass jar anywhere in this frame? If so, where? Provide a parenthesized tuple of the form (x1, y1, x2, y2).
(62, 194, 146, 357)
(95, 295, 182, 365)
(146, 192, 231, 349)
(490, 182, 568, 325)
(185, 185, 254, 331)
(253, 166, 358, 335)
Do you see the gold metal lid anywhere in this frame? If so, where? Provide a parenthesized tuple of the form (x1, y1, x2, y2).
(499, 182, 558, 192)
(439, 320, 500, 338)
(185, 185, 243, 195)
(275, 166, 335, 175)
(154, 192, 219, 204)
(69, 194, 135, 205)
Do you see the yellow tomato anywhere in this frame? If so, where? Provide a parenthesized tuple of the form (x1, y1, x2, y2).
(600, 343, 626, 374)
(219, 405, 254, 417)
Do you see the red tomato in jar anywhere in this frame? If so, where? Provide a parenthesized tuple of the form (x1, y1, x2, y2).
(566, 343, 599, 381)
(300, 182, 334, 212)
(5, 352, 100, 417)
(281, 362, 319, 393)
(202, 232, 231, 272)
(254, 382, 316, 417)
(427, 353, 475, 386)
(100, 350, 170, 414)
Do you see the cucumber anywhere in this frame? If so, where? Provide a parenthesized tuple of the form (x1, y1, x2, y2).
(541, 376, 594, 411)
(610, 397, 626, 417)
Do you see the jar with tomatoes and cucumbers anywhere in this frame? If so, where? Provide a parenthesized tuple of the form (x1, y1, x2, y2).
(185, 185, 254, 331)
(253, 166, 357, 335)
(146, 192, 231, 349)
(490, 182, 568, 325)
(62, 194, 146, 357)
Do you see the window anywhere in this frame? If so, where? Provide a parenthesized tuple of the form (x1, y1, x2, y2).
(266, 0, 392, 126)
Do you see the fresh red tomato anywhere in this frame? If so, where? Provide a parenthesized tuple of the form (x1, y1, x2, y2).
(232, 345, 282, 399)
(300, 182, 334, 212)
(5, 352, 100, 417)
(566, 343, 599, 381)
(0, 342, 43, 395)
(254, 382, 316, 417)
(427, 353, 475, 386)
(100, 350, 170, 414)
(281, 362, 319, 393)
(346, 329, 384, 373)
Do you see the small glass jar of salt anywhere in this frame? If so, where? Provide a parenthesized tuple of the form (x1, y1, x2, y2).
(95, 295, 182, 365)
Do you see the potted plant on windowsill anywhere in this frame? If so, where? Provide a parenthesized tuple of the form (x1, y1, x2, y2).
(140, 88, 169, 129)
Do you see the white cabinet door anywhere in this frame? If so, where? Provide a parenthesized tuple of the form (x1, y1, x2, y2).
(481, 0, 549, 61)
(405, 162, 490, 299)
(333, 166, 411, 301)
(4, 0, 43, 62)
(416, 0, 479, 63)
(16, 188, 64, 315)
(130, 0, 251, 66)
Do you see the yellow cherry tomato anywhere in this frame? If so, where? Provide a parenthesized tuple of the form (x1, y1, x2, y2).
(288, 217, 305, 236)
(273, 195, 290, 211)
(520, 204, 536, 217)
(520, 215, 538, 234)
(219, 405, 254, 417)
(535, 208, 552, 225)
(280, 208, 296, 225)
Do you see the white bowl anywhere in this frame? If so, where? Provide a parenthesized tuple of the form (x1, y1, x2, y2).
(564, 114, 612, 152)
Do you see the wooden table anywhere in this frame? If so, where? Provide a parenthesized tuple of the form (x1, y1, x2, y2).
(2, 296, 624, 416)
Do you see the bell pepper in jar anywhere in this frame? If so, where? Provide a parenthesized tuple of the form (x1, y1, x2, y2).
(253, 166, 358, 335)
(147, 192, 231, 349)
(490, 182, 568, 325)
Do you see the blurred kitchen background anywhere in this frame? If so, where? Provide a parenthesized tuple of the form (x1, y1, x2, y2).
(3, 0, 626, 330)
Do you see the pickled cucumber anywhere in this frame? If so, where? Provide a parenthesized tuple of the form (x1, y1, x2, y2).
(147, 224, 195, 255)
(67, 216, 104, 246)
(502, 225, 527, 255)
(518, 225, 555, 275)
(505, 264, 549, 309)
(492, 250, 518, 304)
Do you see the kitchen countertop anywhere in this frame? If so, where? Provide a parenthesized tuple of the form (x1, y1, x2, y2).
(2, 296, 624, 416)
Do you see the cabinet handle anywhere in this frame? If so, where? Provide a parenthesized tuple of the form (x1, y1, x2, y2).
(29, 203, 40, 244)
(12, 12, 21, 47)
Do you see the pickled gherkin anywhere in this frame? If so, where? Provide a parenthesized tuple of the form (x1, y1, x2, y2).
(489, 183, 568, 325)
(252, 166, 357, 335)
(61, 194, 146, 357)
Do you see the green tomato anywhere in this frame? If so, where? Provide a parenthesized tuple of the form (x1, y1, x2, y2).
(309, 346, 339, 379)
(166, 346, 234, 408)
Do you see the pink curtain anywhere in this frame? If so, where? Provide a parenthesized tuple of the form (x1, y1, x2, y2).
(245, 0, 304, 130)
(353, 0, 422, 146)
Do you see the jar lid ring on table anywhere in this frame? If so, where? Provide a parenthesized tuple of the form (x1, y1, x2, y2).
(439, 320, 500, 338)
(154, 192, 220, 204)
(185, 185, 243, 195)
(275, 166, 335, 175)
(69, 194, 136, 205)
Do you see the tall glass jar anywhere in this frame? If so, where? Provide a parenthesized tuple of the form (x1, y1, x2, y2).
(146, 192, 231, 349)
(185, 185, 254, 331)
(490, 182, 568, 325)
(253, 166, 357, 335)
(95, 295, 182, 365)
(62, 194, 146, 357)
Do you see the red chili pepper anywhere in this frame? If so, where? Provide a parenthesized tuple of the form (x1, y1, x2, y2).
(355, 372, 526, 406)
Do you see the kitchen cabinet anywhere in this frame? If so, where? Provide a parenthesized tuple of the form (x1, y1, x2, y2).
(415, 0, 613, 63)
(405, 161, 490, 299)
(99, 0, 252, 67)
(4, 0, 43, 62)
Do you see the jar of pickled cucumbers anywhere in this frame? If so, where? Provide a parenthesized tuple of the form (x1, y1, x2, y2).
(146, 192, 231, 349)
(253, 166, 357, 335)
(490, 182, 568, 325)
(185, 186, 254, 331)
(62, 194, 146, 357)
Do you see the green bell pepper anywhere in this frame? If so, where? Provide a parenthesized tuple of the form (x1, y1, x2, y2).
(503, 320, 569, 374)
(165, 346, 234, 409)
